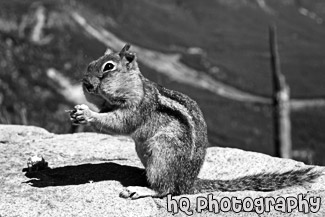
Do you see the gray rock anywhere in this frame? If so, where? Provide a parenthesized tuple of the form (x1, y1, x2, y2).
(0, 124, 324, 217)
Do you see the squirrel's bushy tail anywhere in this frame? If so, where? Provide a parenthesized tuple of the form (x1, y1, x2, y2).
(194, 167, 322, 193)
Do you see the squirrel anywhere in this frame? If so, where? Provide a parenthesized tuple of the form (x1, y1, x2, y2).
(70, 44, 322, 199)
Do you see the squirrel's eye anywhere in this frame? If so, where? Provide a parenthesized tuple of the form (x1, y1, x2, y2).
(102, 61, 116, 72)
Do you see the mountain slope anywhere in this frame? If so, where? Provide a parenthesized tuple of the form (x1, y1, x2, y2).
(0, 0, 325, 165)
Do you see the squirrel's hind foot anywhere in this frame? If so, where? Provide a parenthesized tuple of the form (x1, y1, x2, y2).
(119, 186, 167, 200)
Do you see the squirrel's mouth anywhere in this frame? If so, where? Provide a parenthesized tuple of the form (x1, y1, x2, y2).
(82, 78, 96, 93)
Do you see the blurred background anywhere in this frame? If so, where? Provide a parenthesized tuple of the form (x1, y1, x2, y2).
(0, 0, 324, 165)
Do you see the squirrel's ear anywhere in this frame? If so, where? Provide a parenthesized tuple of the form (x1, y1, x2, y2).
(125, 52, 136, 63)
(119, 43, 131, 58)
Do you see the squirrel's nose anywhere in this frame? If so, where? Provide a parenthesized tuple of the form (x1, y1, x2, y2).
(82, 78, 95, 92)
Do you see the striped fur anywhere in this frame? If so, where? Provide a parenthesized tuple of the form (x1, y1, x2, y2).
(157, 91, 197, 159)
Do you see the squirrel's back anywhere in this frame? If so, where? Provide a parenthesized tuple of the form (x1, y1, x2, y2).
(144, 78, 209, 158)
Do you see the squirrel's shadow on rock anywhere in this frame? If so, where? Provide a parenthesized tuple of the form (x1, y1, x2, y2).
(23, 162, 148, 188)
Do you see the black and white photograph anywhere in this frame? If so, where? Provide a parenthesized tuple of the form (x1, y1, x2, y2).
(0, 0, 325, 216)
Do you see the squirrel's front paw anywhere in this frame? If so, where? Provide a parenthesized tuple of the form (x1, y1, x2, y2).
(69, 104, 94, 125)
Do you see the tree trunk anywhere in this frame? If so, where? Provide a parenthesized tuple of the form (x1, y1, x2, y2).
(269, 25, 292, 159)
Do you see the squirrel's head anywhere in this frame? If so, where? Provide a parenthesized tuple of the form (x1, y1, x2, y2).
(82, 44, 143, 109)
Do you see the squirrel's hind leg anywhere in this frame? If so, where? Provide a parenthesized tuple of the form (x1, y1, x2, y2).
(119, 133, 182, 200)
(145, 133, 198, 197)
(121, 127, 202, 199)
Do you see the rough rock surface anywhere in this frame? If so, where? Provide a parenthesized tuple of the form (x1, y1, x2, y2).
(0, 124, 324, 217)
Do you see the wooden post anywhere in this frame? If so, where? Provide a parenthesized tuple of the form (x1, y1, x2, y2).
(269, 25, 292, 159)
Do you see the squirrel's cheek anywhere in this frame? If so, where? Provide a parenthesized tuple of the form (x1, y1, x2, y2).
(83, 89, 105, 108)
